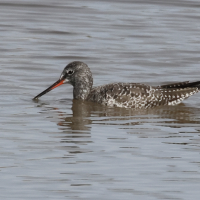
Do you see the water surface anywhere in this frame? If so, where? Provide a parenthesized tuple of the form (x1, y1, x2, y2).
(1, 0, 200, 199)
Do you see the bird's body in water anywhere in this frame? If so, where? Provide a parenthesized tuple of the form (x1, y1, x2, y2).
(33, 61, 200, 109)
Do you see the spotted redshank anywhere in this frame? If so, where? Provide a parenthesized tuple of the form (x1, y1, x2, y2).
(33, 61, 200, 109)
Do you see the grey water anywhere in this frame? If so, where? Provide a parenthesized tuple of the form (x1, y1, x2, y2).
(1, 0, 200, 199)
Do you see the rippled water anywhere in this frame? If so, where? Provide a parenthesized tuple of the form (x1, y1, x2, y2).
(1, 0, 200, 199)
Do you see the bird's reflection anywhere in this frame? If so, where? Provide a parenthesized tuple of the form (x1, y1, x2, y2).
(34, 99, 200, 154)
(35, 99, 200, 131)
(62, 100, 94, 131)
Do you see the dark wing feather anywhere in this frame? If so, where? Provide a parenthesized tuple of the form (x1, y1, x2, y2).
(158, 81, 190, 89)
(158, 81, 200, 89)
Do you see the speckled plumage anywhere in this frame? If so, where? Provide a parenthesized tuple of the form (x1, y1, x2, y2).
(33, 61, 200, 109)
(87, 83, 198, 108)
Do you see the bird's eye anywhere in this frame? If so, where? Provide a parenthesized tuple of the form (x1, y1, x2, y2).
(67, 70, 74, 75)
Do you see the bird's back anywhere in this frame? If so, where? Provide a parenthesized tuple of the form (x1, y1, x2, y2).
(87, 82, 199, 108)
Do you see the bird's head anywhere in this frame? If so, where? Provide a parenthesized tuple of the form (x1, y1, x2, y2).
(33, 61, 93, 100)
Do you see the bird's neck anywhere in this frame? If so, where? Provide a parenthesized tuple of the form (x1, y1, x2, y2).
(73, 77, 93, 100)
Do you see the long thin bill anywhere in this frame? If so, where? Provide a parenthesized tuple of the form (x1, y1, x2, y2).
(33, 79, 65, 100)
